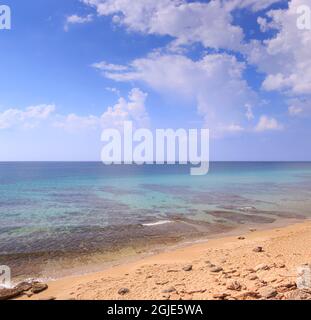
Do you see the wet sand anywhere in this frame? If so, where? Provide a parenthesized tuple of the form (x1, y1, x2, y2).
(5, 208, 305, 281)
(18, 219, 311, 300)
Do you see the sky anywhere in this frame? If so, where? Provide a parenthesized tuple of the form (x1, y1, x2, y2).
(0, 0, 311, 161)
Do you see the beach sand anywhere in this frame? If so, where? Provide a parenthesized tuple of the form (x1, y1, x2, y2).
(17, 220, 311, 300)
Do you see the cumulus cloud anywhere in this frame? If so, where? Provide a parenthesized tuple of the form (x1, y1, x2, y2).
(247, 0, 311, 96)
(82, 0, 245, 51)
(54, 88, 149, 132)
(0, 89, 149, 133)
(0, 104, 56, 130)
(83, 0, 311, 133)
(101, 88, 150, 129)
(93, 51, 256, 135)
(255, 115, 283, 132)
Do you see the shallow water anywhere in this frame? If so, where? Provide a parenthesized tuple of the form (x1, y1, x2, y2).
(1, 162, 311, 279)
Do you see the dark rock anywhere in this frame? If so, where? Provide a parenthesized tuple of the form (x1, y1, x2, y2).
(0, 287, 25, 300)
(31, 283, 48, 294)
(253, 246, 263, 253)
(16, 282, 32, 292)
(118, 288, 130, 295)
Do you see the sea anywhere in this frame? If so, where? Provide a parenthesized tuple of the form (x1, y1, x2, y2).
(1, 162, 311, 280)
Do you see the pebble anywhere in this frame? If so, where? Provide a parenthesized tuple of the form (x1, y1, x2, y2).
(161, 286, 176, 293)
(182, 265, 193, 272)
(248, 275, 258, 281)
(210, 266, 223, 273)
(213, 293, 230, 300)
(258, 287, 277, 299)
(255, 264, 270, 271)
(118, 288, 130, 295)
(227, 281, 242, 291)
(205, 261, 215, 268)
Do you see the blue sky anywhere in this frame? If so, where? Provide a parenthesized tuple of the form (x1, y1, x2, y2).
(0, 0, 310, 161)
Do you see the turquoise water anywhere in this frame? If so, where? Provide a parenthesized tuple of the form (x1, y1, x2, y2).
(0, 162, 311, 278)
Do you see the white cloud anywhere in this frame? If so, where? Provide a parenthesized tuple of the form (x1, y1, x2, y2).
(0, 104, 56, 130)
(0, 89, 149, 133)
(54, 88, 149, 132)
(105, 87, 121, 95)
(82, 0, 285, 51)
(226, 0, 282, 12)
(288, 98, 311, 116)
(288, 105, 303, 115)
(83, 0, 244, 51)
(247, 0, 311, 96)
(101, 88, 150, 129)
(92, 61, 128, 72)
(65, 14, 93, 31)
(218, 123, 245, 134)
(94, 51, 256, 135)
(255, 115, 283, 132)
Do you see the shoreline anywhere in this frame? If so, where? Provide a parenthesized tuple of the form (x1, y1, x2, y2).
(8, 215, 306, 283)
(17, 219, 311, 300)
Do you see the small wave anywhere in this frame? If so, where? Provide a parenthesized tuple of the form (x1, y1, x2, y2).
(142, 220, 173, 227)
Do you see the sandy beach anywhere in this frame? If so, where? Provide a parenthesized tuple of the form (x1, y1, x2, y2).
(14, 220, 311, 300)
